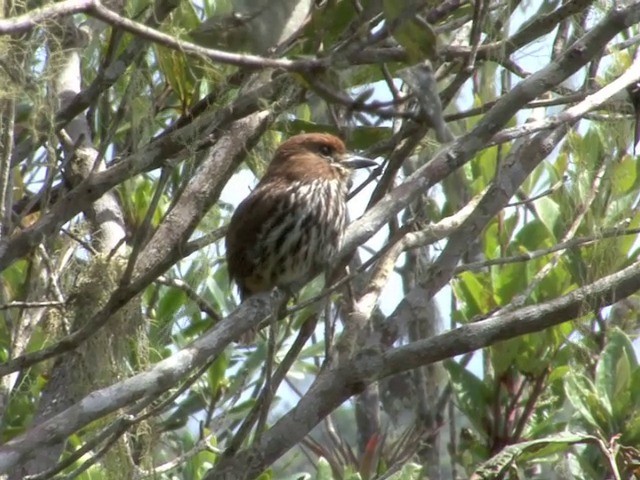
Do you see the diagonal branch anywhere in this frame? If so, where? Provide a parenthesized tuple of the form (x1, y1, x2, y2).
(0, 0, 320, 70)
(0, 76, 291, 272)
(4, 217, 640, 477)
(340, 3, 640, 265)
(11, 0, 180, 166)
(489, 58, 640, 146)
(203, 254, 640, 480)
(0, 292, 273, 474)
(0, 0, 94, 34)
(0, 106, 282, 377)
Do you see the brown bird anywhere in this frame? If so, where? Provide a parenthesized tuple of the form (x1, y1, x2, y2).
(226, 133, 376, 300)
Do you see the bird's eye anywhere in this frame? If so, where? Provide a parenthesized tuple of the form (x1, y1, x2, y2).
(318, 144, 333, 157)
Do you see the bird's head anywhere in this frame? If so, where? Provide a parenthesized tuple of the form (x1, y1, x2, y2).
(262, 133, 376, 184)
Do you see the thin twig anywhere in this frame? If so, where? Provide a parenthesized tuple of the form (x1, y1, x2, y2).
(122, 167, 170, 284)
(156, 276, 221, 322)
(0, 99, 15, 235)
(495, 154, 610, 315)
(455, 226, 640, 274)
(0, 300, 64, 310)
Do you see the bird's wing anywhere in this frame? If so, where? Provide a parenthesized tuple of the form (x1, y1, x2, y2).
(225, 182, 286, 297)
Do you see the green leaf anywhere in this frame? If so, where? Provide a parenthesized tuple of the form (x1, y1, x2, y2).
(490, 339, 520, 376)
(550, 151, 569, 184)
(565, 373, 612, 435)
(512, 332, 552, 376)
(227, 399, 256, 416)
(157, 286, 186, 322)
(535, 259, 572, 303)
(471, 433, 596, 479)
(226, 343, 268, 394)
(596, 328, 637, 421)
(255, 470, 273, 480)
(306, 0, 358, 48)
(631, 368, 640, 409)
(548, 365, 571, 384)
(534, 196, 560, 239)
(513, 219, 552, 253)
(385, 463, 423, 480)
(482, 219, 499, 260)
(621, 410, 640, 445)
(491, 261, 527, 305)
(476, 146, 498, 188)
(565, 450, 602, 480)
(383, 0, 437, 62)
(315, 457, 333, 480)
(345, 473, 363, 480)
(444, 360, 492, 437)
(193, 449, 218, 474)
(155, 45, 198, 110)
(0, 258, 27, 299)
(452, 272, 493, 318)
(611, 154, 638, 196)
(207, 350, 229, 398)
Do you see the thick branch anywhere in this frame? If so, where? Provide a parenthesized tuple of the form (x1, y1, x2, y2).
(340, 3, 640, 263)
(0, 0, 93, 34)
(0, 77, 290, 272)
(4, 149, 640, 476)
(11, 0, 180, 166)
(0, 107, 281, 377)
(0, 0, 319, 70)
(0, 293, 273, 474)
(205, 256, 640, 480)
(6, 253, 638, 476)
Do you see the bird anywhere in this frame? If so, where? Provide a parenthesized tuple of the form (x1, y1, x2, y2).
(225, 133, 376, 301)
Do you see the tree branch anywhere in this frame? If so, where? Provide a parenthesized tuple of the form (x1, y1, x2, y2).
(340, 3, 640, 265)
(0, 106, 281, 376)
(0, 76, 290, 272)
(204, 255, 640, 480)
(0, 0, 94, 34)
(0, 293, 273, 474)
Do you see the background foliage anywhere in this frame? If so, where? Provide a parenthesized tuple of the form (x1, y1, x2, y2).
(1, 0, 640, 479)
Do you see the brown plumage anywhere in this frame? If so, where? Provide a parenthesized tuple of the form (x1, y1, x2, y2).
(225, 133, 376, 300)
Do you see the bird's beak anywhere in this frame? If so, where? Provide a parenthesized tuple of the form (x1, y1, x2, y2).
(340, 153, 377, 169)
